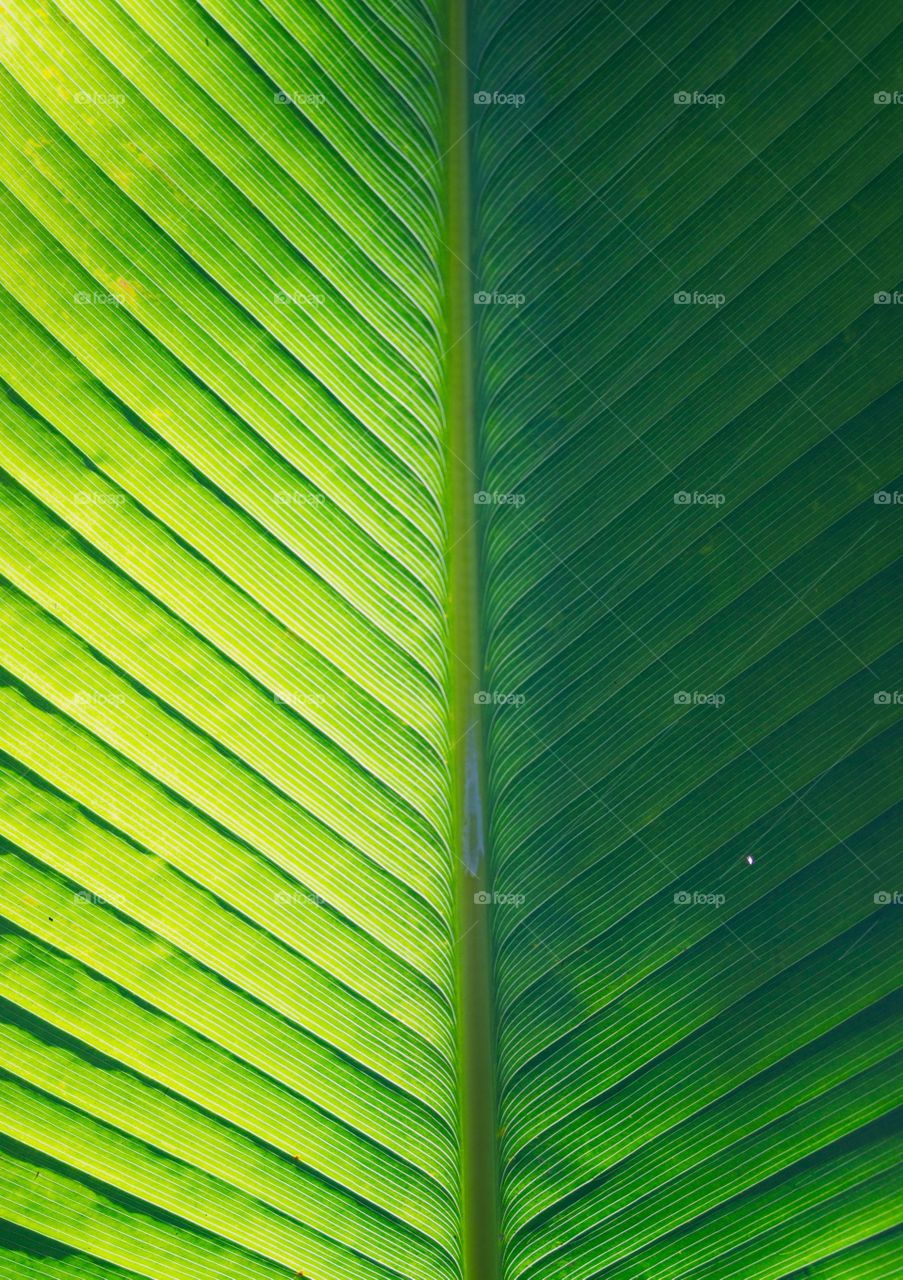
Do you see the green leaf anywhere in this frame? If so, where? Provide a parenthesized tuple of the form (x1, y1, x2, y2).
(1, 0, 901, 1278)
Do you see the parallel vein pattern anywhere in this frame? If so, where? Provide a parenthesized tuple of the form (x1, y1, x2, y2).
(3, 0, 903, 1277)
(472, 0, 903, 1276)
(0, 0, 460, 1277)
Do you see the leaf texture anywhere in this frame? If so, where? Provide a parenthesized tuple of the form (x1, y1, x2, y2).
(1, 0, 902, 1278)
(470, 0, 903, 1276)
(0, 0, 460, 1278)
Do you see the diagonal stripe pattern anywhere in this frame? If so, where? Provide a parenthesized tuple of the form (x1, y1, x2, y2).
(471, 1, 903, 1277)
(2, 0, 903, 1277)
(0, 0, 460, 1277)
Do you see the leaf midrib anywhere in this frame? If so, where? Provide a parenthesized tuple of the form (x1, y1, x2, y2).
(443, 0, 502, 1274)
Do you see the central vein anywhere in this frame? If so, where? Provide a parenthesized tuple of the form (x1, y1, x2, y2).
(442, 0, 502, 1275)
